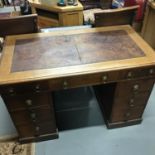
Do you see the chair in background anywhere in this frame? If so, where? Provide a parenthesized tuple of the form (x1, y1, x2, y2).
(0, 14, 38, 38)
(0, 14, 38, 53)
(80, 0, 112, 10)
(94, 5, 139, 27)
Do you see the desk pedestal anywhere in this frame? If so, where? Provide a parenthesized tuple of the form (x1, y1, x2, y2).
(94, 78, 154, 128)
(2, 92, 58, 143)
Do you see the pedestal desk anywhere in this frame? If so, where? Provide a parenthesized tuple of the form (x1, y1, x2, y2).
(0, 25, 155, 143)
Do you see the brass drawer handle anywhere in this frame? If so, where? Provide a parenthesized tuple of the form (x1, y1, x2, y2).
(35, 84, 40, 92)
(9, 88, 14, 93)
(8, 88, 16, 96)
(35, 126, 40, 136)
(133, 84, 139, 91)
(102, 75, 108, 83)
(149, 68, 154, 74)
(125, 112, 131, 117)
(34, 126, 40, 136)
(129, 98, 135, 107)
(129, 98, 134, 103)
(25, 99, 33, 106)
(129, 104, 135, 107)
(35, 126, 40, 131)
(30, 113, 36, 119)
(63, 80, 68, 89)
(127, 71, 133, 78)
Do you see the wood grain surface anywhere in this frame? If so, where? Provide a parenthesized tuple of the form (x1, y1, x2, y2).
(0, 25, 155, 85)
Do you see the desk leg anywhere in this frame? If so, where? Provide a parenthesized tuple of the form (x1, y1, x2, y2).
(94, 78, 155, 128)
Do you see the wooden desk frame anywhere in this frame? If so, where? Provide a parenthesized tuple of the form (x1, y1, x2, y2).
(0, 25, 155, 143)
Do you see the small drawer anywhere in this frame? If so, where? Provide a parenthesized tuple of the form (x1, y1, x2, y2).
(138, 67, 155, 77)
(0, 81, 49, 95)
(124, 106, 145, 121)
(115, 78, 155, 98)
(120, 68, 141, 80)
(10, 106, 54, 125)
(17, 121, 58, 143)
(3, 93, 52, 111)
(120, 66, 155, 80)
(110, 106, 144, 122)
(114, 91, 152, 108)
(49, 71, 119, 90)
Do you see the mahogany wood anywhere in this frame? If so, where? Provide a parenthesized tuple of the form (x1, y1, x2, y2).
(0, 25, 155, 142)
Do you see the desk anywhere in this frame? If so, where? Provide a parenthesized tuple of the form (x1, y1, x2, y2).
(28, 0, 83, 28)
(0, 25, 155, 143)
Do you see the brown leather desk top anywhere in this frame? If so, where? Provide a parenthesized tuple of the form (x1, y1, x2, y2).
(0, 25, 155, 85)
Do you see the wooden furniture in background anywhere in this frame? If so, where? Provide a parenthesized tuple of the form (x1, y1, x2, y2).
(0, 0, 3, 7)
(0, 25, 155, 143)
(0, 14, 38, 38)
(79, 0, 112, 10)
(28, 0, 83, 28)
(94, 5, 139, 27)
(141, 1, 155, 49)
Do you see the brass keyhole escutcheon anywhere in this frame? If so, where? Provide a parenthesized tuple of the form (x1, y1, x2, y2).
(149, 68, 154, 74)
(133, 84, 139, 91)
(127, 71, 132, 78)
(63, 80, 68, 89)
(102, 75, 108, 83)
(25, 99, 32, 106)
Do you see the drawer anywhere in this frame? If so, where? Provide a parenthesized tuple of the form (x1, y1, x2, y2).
(3, 93, 52, 111)
(49, 71, 119, 90)
(49, 67, 155, 91)
(110, 106, 144, 122)
(113, 92, 152, 108)
(115, 78, 155, 97)
(17, 121, 58, 143)
(120, 66, 155, 80)
(138, 66, 155, 77)
(0, 80, 49, 96)
(10, 106, 55, 125)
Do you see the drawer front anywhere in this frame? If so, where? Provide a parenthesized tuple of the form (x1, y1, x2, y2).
(110, 106, 145, 122)
(115, 78, 155, 98)
(120, 66, 155, 80)
(0, 81, 49, 96)
(1, 66, 155, 94)
(49, 71, 119, 90)
(113, 92, 152, 108)
(17, 121, 58, 143)
(3, 93, 52, 111)
(10, 106, 54, 125)
(49, 66, 155, 91)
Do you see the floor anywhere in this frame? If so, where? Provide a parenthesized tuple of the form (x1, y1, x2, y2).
(0, 6, 20, 13)
(0, 85, 155, 155)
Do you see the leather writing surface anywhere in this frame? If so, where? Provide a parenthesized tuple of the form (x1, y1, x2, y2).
(11, 30, 145, 72)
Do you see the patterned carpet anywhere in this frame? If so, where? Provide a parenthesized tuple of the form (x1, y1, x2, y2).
(0, 141, 35, 155)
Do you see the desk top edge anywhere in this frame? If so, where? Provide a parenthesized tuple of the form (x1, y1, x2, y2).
(0, 25, 155, 85)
